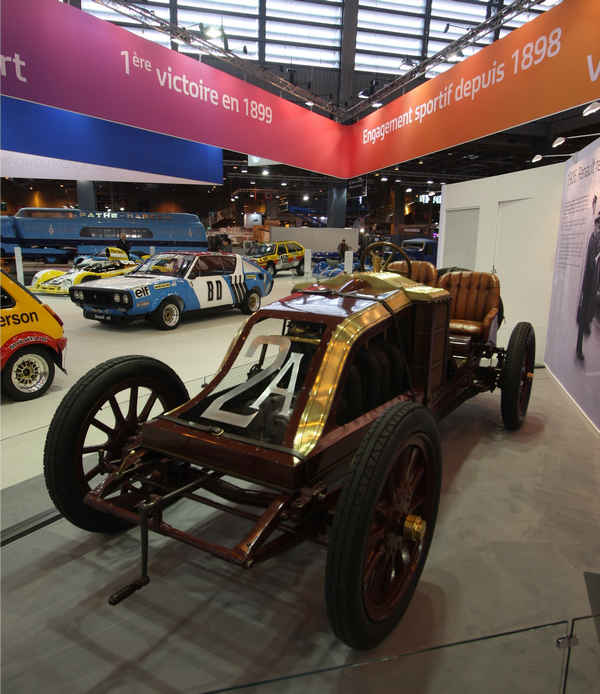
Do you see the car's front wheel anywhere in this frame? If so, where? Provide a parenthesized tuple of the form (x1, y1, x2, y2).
(2, 347, 55, 401)
(153, 299, 181, 330)
(267, 262, 276, 278)
(241, 288, 261, 315)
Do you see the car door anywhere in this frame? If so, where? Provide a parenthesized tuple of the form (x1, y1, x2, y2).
(277, 243, 290, 270)
(187, 255, 232, 309)
(286, 242, 303, 268)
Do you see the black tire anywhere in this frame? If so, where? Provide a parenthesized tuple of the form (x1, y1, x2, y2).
(152, 299, 181, 330)
(2, 347, 55, 401)
(295, 260, 304, 276)
(501, 322, 535, 430)
(241, 288, 261, 315)
(326, 401, 441, 650)
(267, 262, 276, 278)
(44, 356, 189, 533)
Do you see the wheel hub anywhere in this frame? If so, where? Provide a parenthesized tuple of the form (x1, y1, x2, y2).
(403, 515, 426, 544)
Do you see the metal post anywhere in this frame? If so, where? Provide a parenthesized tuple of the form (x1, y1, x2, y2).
(14, 246, 24, 285)
(304, 248, 312, 280)
(344, 250, 353, 274)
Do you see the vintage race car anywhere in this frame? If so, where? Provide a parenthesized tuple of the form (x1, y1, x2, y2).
(31, 247, 140, 295)
(45, 242, 535, 649)
(68, 251, 273, 329)
(246, 240, 305, 276)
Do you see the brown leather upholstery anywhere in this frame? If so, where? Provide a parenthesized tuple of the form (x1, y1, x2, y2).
(388, 260, 438, 286)
(437, 271, 500, 341)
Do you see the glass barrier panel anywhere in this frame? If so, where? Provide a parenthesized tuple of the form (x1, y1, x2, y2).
(564, 615, 600, 693)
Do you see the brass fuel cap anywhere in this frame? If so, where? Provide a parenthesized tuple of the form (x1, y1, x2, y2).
(403, 515, 427, 544)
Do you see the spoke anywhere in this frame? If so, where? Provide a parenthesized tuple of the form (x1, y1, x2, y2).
(108, 395, 125, 425)
(82, 444, 106, 454)
(406, 464, 424, 498)
(90, 418, 114, 436)
(138, 391, 159, 423)
(127, 385, 139, 421)
(84, 464, 103, 482)
(363, 546, 386, 591)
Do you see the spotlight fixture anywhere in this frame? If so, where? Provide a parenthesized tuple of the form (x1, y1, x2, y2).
(250, 180, 256, 184)
(241, 168, 248, 173)
(583, 101, 600, 117)
(357, 90, 369, 100)
(552, 133, 600, 148)
(427, 179, 434, 184)
(395, 178, 401, 183)
(372, 101, 383, 108)
(262, 169, 269, 175)
(448, 48, 465, 62)
(281, 182, 287, 186)
(418, 160, 424, 165)
(305, 100, 314, 107)
(303, 194, 309, 201)
(405, 187, 412, 192)
(531, 153, 570, 163)
(380, 177, 388, 182)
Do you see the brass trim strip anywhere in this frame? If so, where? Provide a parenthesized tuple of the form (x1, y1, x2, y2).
(293, 294, 411, 456)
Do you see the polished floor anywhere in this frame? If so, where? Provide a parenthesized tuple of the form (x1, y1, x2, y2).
(1, 275, 599, 693)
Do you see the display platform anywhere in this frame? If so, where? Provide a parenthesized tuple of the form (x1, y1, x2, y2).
(2, 371, 599, 692)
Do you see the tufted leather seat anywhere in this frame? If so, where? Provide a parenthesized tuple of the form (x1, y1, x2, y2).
(437, 271, 500, 341)
(388, 260, 438, 286)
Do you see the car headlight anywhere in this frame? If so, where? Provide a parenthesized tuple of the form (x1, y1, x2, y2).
(113, 293, 121, 303)
(74, 289, 84, 300)
(122, 293, 131, 305)
(61, 278, 73, 288)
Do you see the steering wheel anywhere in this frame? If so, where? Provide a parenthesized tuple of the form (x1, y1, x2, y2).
(359, 241, 412, 278)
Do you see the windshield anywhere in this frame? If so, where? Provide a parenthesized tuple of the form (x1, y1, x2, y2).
(247, 243, 275, 257)
(134, 253, 195, 277)
(185, 317, 325, 445)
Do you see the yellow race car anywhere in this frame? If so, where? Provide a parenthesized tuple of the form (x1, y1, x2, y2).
(246, 240, 305, 276)
(30, 248, 140, 295)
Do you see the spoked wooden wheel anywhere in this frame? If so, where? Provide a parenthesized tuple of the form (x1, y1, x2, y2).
(326, 402, 441, 650)
(362, 435, 433, 622)
(501, 322, 536, 430)
(44, 356, 189, 532)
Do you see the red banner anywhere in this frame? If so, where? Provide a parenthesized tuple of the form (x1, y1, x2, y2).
(0, 0, 350, 178)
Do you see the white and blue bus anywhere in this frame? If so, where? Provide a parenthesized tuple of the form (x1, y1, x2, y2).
(0, 208, 207, 263)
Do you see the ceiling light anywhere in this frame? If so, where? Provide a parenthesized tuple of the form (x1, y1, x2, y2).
(583, 101, 600, 117)
(372, 102, 383, 108)
(262, 169, 269, 175)
(531, 154, 543, 163)
(303, 194, 309, 200)
(281, 182, 287, 186)
(552, 132, 600, 148)
(406, 187, 412, 192)
(358, 90, 369, 100)
(241, 168, 248, 173)
(427, 179, 434, 184)
(395, 178, 401, 183)
(394, 167, 399, 171)
(380, 177, 388, 182)
(418, 160, 424, 165)
(250, 180, 256, 184)
(305, 100, 314, 107)
(552, 137, 566, 148)
(206, 26, 222, 39)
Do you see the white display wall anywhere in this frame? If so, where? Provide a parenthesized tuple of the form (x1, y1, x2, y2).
(438, 162, 565, 358)
(269, 226, 359, 252)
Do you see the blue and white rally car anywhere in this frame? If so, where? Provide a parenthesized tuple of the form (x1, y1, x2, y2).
(69, 251, 273, 330)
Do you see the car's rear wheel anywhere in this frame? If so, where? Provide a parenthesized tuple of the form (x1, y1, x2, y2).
(325, 401, 441, 649)
(2, 347, 55, 401)
(267, 262, 276, 278)
(153, 299, 181, 330)
(501, 322, 535, 430)
(44, 356, 189, 532)
(295, 261, 304, 276)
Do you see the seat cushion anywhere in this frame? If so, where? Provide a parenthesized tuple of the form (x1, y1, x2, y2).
(449, 319, 483, 336)
(388, 260, 438, 286)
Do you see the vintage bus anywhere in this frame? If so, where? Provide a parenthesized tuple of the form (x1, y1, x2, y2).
(0, 208, 207, 263)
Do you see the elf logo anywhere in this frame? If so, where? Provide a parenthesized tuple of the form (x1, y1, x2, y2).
(134, 286, 150, 298)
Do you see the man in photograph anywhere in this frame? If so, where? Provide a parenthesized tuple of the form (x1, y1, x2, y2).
(576, 194, 600, 361)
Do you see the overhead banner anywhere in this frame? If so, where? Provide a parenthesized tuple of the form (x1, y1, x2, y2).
(1, 96, 222, 183)
(0, 0, 349, 179)
(350, 0, 600, 177)
(545, 137, 600, 431)
(0, 0, 598, 179)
